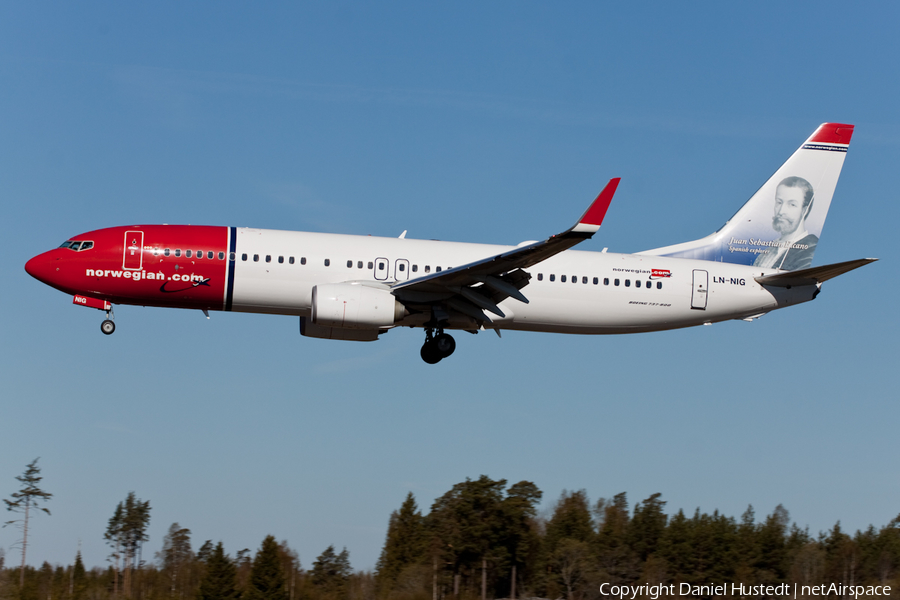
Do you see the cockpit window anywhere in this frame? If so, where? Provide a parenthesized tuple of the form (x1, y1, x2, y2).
(59, 240, 93, 251)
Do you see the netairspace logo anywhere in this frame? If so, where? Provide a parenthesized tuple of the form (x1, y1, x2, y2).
(598, 582, 892, 599)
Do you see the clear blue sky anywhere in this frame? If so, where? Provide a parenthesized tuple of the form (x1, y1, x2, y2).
(2, 2, 898, 571)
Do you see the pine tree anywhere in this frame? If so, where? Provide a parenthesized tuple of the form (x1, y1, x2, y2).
(244, 535, 288, 600)
(72, 550, 87, 600)
(158, 523, 193, 598)
(375, 492, 424, 593)
(627, 493, 667, 562)
(502, 481, 542, 599)
(594, 493, 637, 583)
(197, 541, 215, 563)
(311, 545, 352, 597)
(545, 490, 594, 600)
(3, 458, 52, 590)
(104, 492, 151, 598)
(197, 542, 238, 600)
(545, 490, 594, 555)
(427, 475, 509, 594)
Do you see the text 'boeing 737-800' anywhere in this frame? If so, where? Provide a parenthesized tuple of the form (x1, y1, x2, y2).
(25, 123, 876, 363)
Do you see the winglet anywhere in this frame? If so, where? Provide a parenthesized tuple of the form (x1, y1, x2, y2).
(571, 178, 620, 234)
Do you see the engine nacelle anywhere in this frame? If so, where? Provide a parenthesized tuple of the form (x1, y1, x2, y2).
(311, 283, 405, 329)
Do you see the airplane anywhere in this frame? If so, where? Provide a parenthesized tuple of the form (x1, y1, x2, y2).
(25, 122, 875, 364)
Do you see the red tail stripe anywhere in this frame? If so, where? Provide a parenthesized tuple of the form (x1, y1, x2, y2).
(810, 123, 854, 145)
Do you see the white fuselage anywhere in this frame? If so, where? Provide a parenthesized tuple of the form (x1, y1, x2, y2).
(229, 228, 814, 333)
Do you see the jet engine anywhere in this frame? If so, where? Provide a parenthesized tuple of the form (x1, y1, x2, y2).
(311, 283, 406, 329)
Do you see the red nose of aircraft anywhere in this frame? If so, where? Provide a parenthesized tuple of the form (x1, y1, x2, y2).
(25, 250, 61, 286)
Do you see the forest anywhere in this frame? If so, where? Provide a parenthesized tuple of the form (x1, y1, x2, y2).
(2, 469, 899, 600)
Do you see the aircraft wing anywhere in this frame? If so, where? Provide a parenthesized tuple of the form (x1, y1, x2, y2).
(754, 258, 877, 288)
(391, 178, 620, 323)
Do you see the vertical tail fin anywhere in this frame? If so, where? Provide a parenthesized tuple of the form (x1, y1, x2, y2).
(640, 123, 854, 270)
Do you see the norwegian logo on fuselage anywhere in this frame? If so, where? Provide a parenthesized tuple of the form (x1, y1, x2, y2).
(651, 269, 672, 279)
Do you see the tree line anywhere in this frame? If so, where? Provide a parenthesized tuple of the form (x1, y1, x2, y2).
(3, 464, 899, 600)
(375, 477, 900, 600)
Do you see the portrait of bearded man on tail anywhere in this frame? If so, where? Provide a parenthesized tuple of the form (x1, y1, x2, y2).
(753, 175, 818, 270)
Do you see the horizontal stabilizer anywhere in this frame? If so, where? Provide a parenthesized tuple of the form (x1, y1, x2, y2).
(755, 258, 877, 288)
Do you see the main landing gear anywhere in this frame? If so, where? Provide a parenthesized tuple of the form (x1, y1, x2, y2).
(100, 307, 115, 335)
(421, 327, 456, 364)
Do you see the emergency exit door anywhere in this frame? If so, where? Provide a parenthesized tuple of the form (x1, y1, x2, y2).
(123, 231, 144, 270)
(691, 269, 708, 310)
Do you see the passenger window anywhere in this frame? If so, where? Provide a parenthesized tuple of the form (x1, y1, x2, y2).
(614, 279, 620, 286)
(636, 280, 641, 288)
(657, 282, 662, 289)
(561, 275, 567, 283)
(647, 281, 651, 288)
(537, 273, 543, 281)
(412, 265, 418, 272)
(550, 274, 556, 282)
(175, 249, 182, 257)
(218, 252, 224, 260)
(198, 250, 203, 259)
(266, 255, 271, 263)
(583, 276, 588, 284)
(289, 257, 295, 264)
(152, 248, 159, 256)
(436, 266, 442, 272)
(425, 266, 431, 273)
(208, 251, 214, 259)
(399, 263, 405, 272)
(367, 261, 373, 269)
(604, 278, 609, 285)
(325, 259, 330, 266)
(625, 279, 631, 287)
(186, 250, 193, 258)
(572, 276, 576, 284)
(229, 252, 235, 261)
(164, 249, 170, 257)
(241, 253, 247, 261)
(378, 262, 385, 271)
(347, 260, 352, 268)
(301, 257, 307, 265)
(278, 256, 284, 264)
(253, 254, 259, 262)
(358, 261, 363, 269)
(593, 277, 598, 285)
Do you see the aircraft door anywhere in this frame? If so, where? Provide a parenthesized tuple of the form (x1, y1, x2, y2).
(691, 269, 708, 310)
(395, 258, 410, 281)
(374, 257, 389, 281)
(123, 231, 144, 270)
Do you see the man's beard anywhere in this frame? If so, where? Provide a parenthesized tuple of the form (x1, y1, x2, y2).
(772, 216, 796, 235)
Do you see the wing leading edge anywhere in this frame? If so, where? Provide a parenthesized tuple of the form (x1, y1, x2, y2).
(392, 178, 620, 324)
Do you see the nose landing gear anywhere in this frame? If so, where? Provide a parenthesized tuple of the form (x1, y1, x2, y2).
(101, 307, 115, 335)
(421, 327, 456, 364)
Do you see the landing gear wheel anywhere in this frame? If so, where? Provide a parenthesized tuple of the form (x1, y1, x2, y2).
(101, 319, 116, 335)
(434, 333, 456, 358)
(420, 341, 442, 364)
